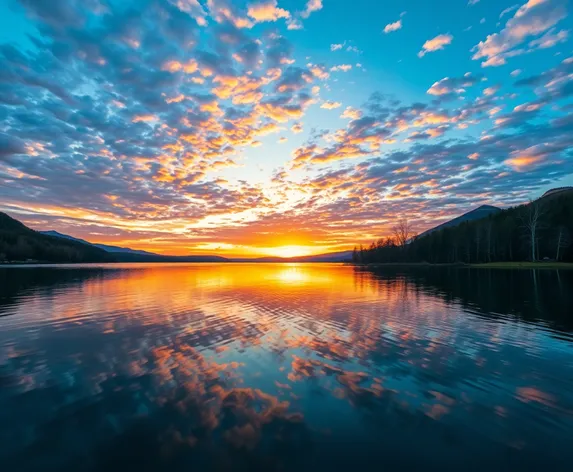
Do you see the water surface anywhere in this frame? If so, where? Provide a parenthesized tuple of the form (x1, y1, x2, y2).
(1, 263, 572, 471)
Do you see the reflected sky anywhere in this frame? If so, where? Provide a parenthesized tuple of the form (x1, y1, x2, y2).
(1, 263, 572, 471)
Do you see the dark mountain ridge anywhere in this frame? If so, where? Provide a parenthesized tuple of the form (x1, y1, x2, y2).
(0, 213, 113, 263)
(40, 230, 158, 256)
(419, 204, 501, 238)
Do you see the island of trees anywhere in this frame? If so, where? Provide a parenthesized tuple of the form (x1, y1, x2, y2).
(353, 190, 573, 265)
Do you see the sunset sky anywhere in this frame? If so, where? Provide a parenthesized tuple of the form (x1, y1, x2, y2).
(1, 0, 572, 257)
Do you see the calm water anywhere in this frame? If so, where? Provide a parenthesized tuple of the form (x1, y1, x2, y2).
(1, 263, 572, 471)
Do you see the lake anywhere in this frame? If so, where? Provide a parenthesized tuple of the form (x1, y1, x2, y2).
(1, 263, 572, 471)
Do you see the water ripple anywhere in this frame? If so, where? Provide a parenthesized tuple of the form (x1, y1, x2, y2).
(0, 263, 572, 471)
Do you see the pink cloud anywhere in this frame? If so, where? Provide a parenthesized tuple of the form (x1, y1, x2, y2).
(418, 34, 453, 57)
(247, 0, 290, 22)
(472, 0, 567, 67)
(383, 19, 402, 34)
(301, 0, 323, 19)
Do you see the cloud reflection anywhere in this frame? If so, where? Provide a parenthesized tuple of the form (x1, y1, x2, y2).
(0, 263, 573, 469)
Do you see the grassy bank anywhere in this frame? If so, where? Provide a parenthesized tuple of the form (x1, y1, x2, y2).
(470, 262, 573, 270)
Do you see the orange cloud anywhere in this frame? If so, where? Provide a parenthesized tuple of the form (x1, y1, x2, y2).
(418, 34, 453, 57)
(247, 0, 290, 22)
(321, 101, 342, 109)
(504, 146, 547, 171)
(132, 114, 157, 123)
(162, 59, 198, 73)
(340, 107, 361, 120)
(383, 19, 402, 34)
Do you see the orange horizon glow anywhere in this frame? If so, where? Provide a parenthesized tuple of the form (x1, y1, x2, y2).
(100, 241, 339, 258)
(2, 199, 512, 258)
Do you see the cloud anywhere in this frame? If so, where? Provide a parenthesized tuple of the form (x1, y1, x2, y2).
(330, 64, 352, 72)
(309, 64, 329, 80)
(529, 28, 568, 49)
(418, 34, 453, 57)
(499, 4, 520, 18)
(426, 73, 482, 96)
(383, 20, 402, 34)
(483, 85, 500, 96)
(514, 56, 573, 101)
(0, 134, 27, 159)
(321, 101, 342, 109)
(207, 0, 254, 28)
(330, 43, 344, 51)
(3, 0, 573, 255)
(247, 0, 290, 23)
(291, 123, 303, 133)
(172, 0, 209, 25)
(511, 69, 523, 76)
(468, 0, 480, 5)
(472, 0, 567, 67)
(504, 145, 549, 170)
(286, 18, 303, 30)
(132, 114, 158, 123)
(301, 0, 323, 19)
(340, 107, 362, 120)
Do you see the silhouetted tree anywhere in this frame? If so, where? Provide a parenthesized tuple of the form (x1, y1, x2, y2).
(556, 226, 571, 261)
(521, 201, 545, 262)
(352, 246, 359, 263)
(392, 219, 413, 248)
(355, 192, 573, 265)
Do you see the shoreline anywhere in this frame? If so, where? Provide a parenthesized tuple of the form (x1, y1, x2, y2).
(352, 262, 573, 270)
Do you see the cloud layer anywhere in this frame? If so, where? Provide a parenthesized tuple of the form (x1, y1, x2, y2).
(0, 0, 572, 255)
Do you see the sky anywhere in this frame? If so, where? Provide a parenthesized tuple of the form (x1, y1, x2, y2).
(0, 0, 572, 257)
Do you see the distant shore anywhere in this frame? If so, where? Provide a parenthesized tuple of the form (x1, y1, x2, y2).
(353, 262, 573, 270)
(470, 262, 573, 270)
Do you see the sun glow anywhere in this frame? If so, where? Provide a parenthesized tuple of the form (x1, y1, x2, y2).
(264, 245, 316, 258)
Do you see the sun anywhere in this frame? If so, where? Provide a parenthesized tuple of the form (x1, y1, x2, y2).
(266, 245, 314, 258)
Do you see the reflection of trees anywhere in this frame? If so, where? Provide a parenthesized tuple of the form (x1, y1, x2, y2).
(0, 268, 124, 315)
(361, 266, 573, 331)
(2, 264, 573, 470)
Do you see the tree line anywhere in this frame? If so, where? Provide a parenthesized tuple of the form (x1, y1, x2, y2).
(353, 192, 573, 264)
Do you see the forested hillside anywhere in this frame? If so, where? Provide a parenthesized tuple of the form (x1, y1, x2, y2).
(0, 213, 114, 263)
(354, 191, 573, 264)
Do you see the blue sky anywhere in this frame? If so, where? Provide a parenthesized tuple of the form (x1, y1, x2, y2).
(0, 0, 572, 256)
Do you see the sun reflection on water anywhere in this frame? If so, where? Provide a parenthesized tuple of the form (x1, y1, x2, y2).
(0, 264, 572, 470)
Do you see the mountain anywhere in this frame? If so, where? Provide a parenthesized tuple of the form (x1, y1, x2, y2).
(40, 230, 156, 256)
(540, 186, 573, 200)
(418, 205, 501, 239)
(358, 188, 573, 264)
(41, 228, 352, 263)
(41, 230, 227, 262)
(0, 213, 114, 263)
(112, 253, 229, 263)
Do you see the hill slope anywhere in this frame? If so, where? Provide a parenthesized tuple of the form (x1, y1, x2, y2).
(0, 213, 114, 263)
(40, 230, 157, 256)
(358, 189, 573, 264)
(41, 230, 228, 262)
(419, 205, 501, 238)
